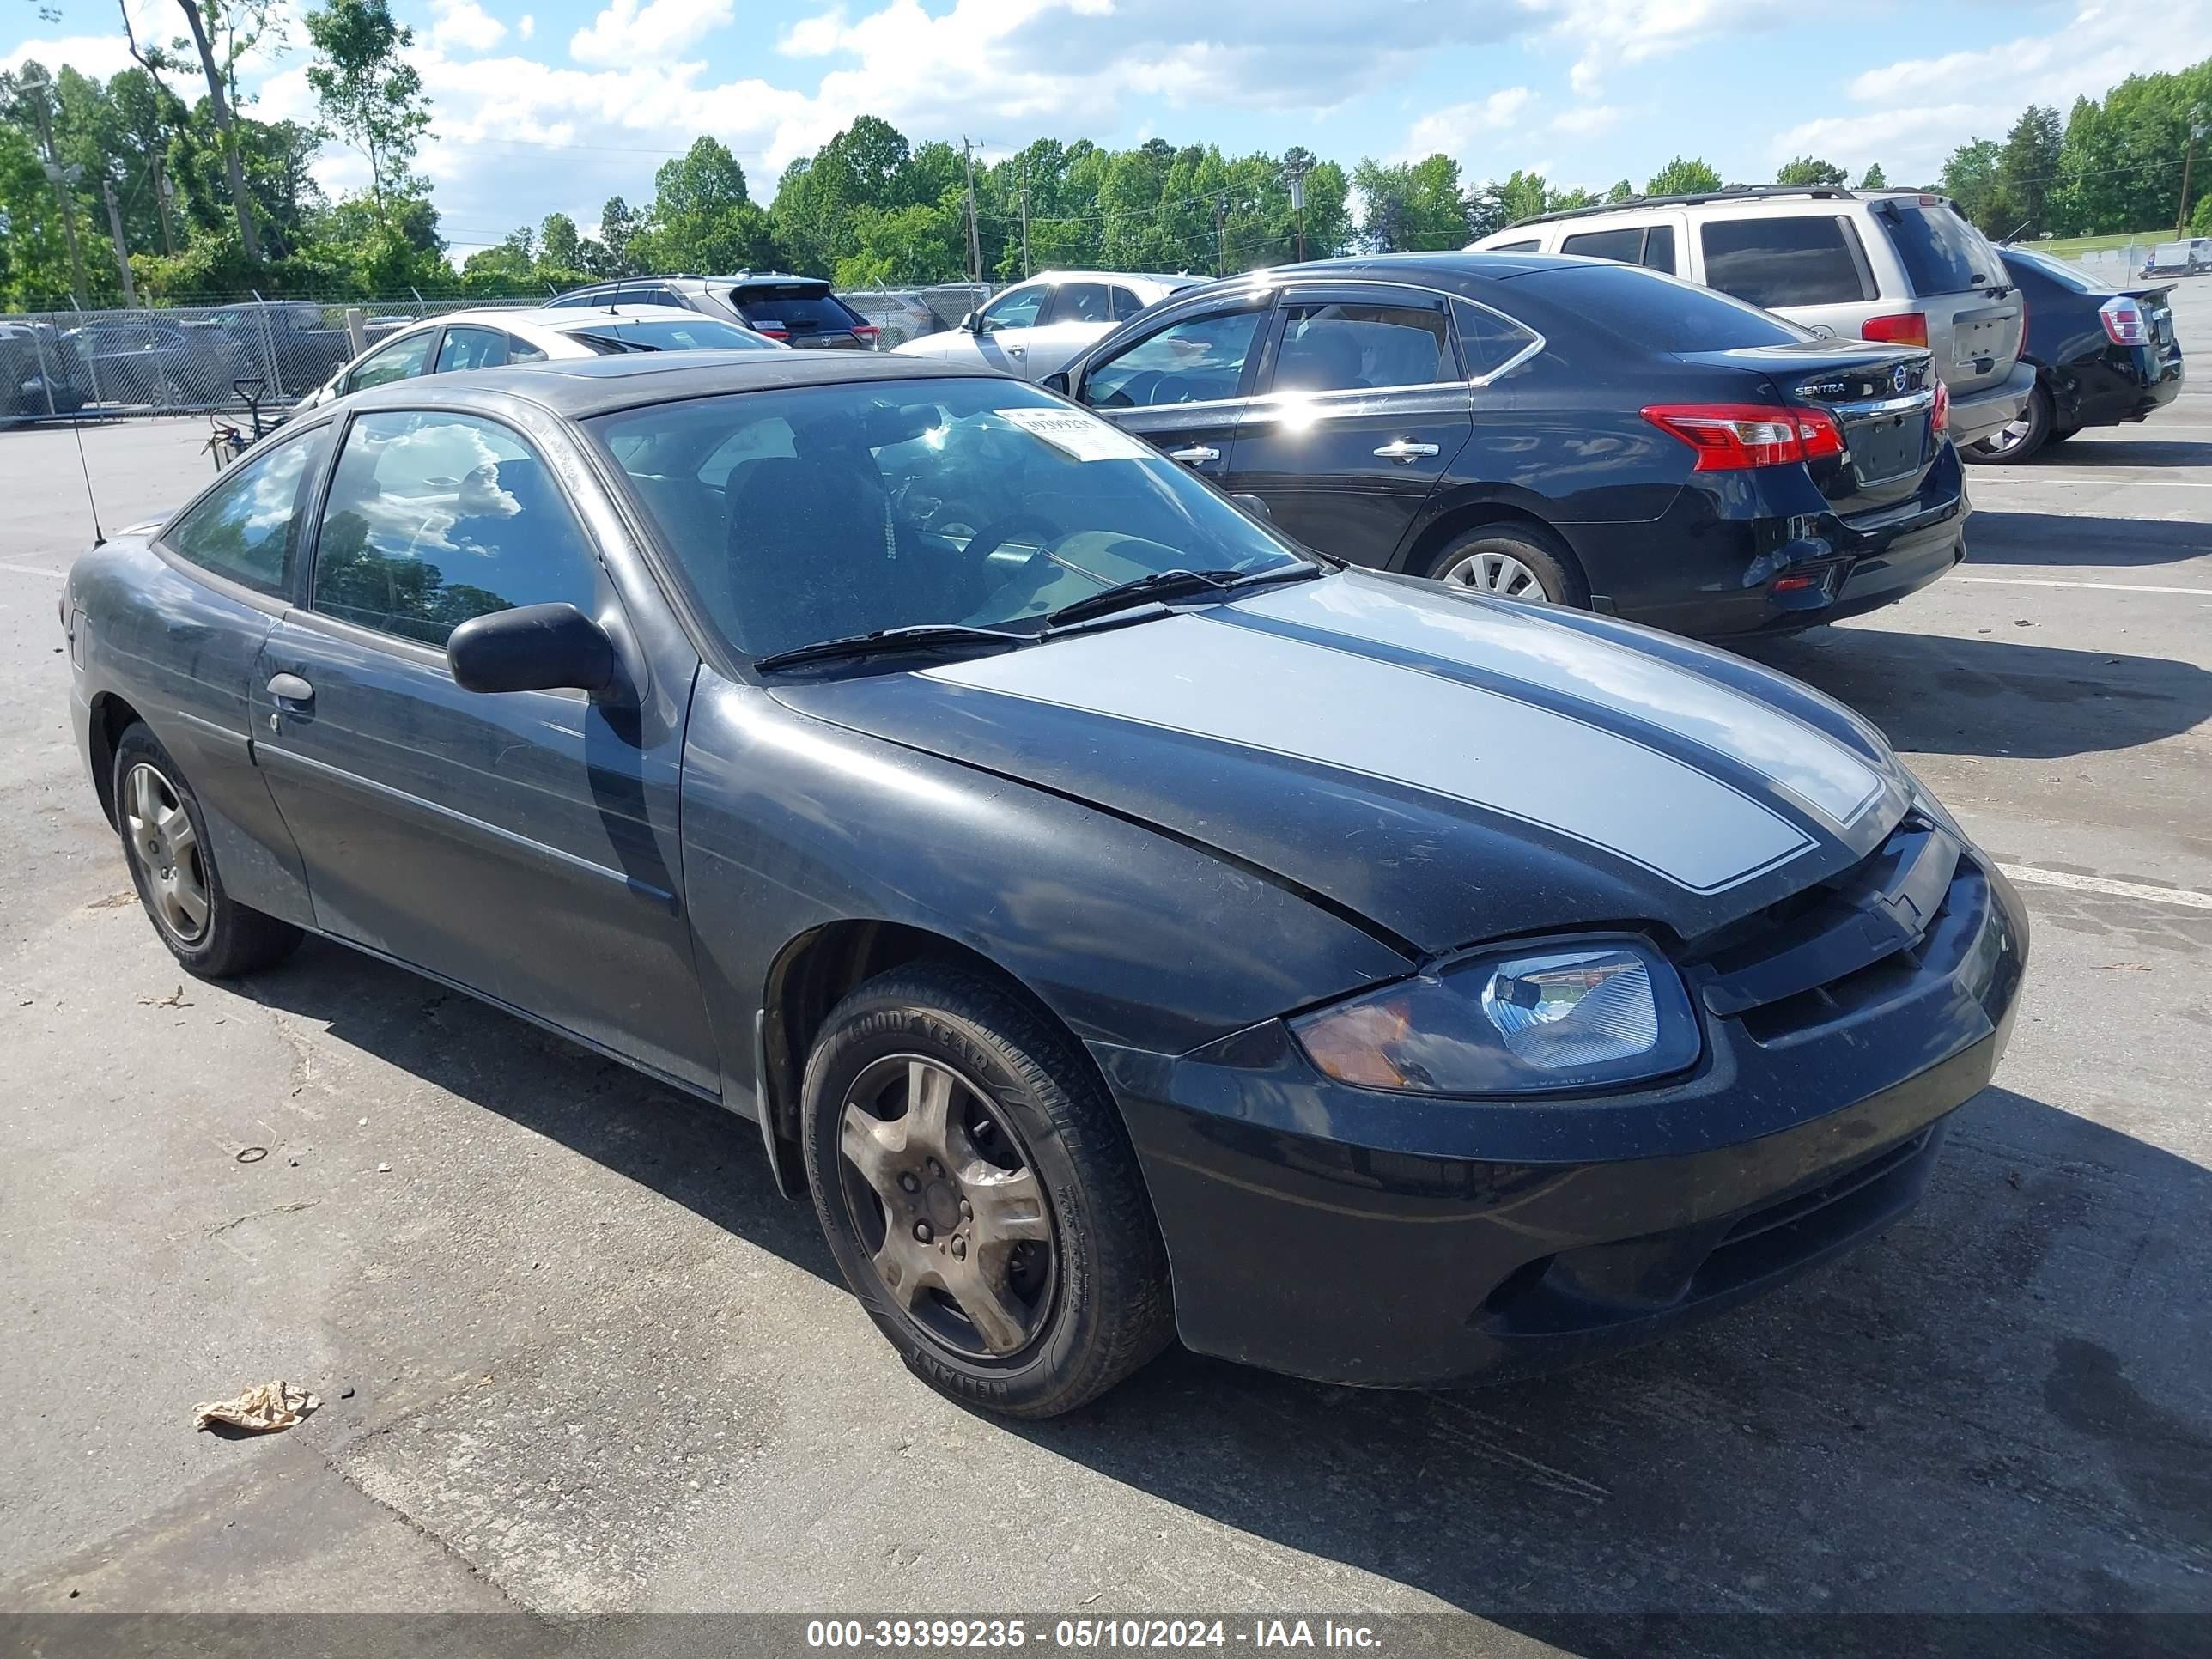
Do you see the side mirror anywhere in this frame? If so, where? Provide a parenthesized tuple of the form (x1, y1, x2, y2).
(1042, 369, 1072, 396)
(961, 311, 981, 333)
(447, 602, 617, 696)
(1231, 493, 1274, 523)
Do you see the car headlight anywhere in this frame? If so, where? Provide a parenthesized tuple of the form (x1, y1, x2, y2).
(1289, 938, 1700, 1096)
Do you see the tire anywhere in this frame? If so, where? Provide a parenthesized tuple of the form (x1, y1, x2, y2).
(1421, 521, 1587, 607)
(801, 963, 1173, 1418)
(112, 723, 303, 979)
(1964, 382, 2051, 465)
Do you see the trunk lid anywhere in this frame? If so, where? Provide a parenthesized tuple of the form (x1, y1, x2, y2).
(1868, 198, 2024, 394)
(1678, 339, 1942, 517)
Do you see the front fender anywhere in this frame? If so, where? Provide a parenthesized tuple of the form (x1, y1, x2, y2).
(677, 670, 1414, 1112)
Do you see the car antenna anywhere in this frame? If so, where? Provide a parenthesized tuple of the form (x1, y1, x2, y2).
(69, 413, 105, 547)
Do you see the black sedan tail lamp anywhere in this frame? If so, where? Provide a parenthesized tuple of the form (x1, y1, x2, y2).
(1640, 403, 1847, 470)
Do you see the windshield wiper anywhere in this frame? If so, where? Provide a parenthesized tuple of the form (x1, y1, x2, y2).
(1044, 562, 1318, 629)
(752, 622, 1030, 672)
(569, 332, 659, 354)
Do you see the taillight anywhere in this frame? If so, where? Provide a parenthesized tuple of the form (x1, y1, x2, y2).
(1931, 378, 1950, 434)
(850, 321, 880, 348)
(2100, 296, 2149, 345)
(1641, 404, 1846, 471)
(1861, 312, 1929, 347)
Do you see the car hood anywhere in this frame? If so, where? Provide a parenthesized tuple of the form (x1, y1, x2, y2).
(771, 571, 1912, 954)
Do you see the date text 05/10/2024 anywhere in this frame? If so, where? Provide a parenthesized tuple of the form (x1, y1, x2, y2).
(803, 1619, 1383, 1650)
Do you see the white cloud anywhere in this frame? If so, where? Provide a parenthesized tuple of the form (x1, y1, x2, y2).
(1520, 0, 1767, 94)
(429, 0, 509, 56)
(1401, 87, 1534, 161)
(778, 6, 848, 56)
(1769, 0, 2212, 185)
(1550, 102, 1626, 139)
(3, 33, 141, 81)
(568, 0, 736, 66)
(518, 13, 536, 37)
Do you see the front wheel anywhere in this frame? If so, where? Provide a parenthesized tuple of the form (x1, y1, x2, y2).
(1964, 383, 2051, 465)
(801, 964, 1172, 1418)
(1424, 523, 1586, 607)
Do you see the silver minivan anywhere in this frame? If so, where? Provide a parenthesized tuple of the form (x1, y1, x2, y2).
(1471, 186, 2033, 448)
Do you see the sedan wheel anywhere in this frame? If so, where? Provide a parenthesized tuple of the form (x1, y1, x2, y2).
(802, 964, 1172, 1416)
(838, 1054, 1056, 1358)
(1964, 383, 2051, 465)
(123, 761, 210, 944)
(1438, 549, 1553, 602)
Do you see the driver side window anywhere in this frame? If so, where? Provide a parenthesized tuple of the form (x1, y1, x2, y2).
(980, 285, 1048, 331)
(1079, 308, 1265, 409)
(348, 330, 435, 394)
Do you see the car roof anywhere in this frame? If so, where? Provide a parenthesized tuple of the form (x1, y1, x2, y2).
(339, 348, 1002, 420)
(1488, 185, 1948, 235)
(1025, 270, 1202, 288)
(1169, 251, 1585, 305)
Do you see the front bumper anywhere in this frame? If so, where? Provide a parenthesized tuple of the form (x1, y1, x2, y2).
(1098, 843, 2028, 1389)
(1948, 362, 2037, 447)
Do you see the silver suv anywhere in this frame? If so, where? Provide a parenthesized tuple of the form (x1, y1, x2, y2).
(1472, 186, 2033, 448)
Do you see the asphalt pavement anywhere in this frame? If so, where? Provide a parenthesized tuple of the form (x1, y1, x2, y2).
(1, 287, 2207, 1644)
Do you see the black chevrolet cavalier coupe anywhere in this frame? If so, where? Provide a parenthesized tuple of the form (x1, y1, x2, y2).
(64, 351, 2027, 1416)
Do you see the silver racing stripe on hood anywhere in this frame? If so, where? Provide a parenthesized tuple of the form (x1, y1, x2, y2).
(921, 613, 1816, 894)
(1231, 576, 1885, 831)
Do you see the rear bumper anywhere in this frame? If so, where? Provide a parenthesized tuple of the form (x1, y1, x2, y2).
(1101, 851, 2028, 1389)
(2056, 349, 2185, 429)
(1948, 362, 2037, 447)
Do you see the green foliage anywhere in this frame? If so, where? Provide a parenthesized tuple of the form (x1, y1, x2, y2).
(1858, 163, 1887, 189)
(1776, 155, 1848, 186)
(1498, 169, 1547, 225)
(635, 137, 775, 274)
(1604, 178, 1635, 203)
(1644, 155, 1723, 196)
(304, 0, 429, 210)
(1547, 185, 1597, 212)
(1352, 154, 1474, 252)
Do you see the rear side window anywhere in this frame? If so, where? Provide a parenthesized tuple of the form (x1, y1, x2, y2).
(1455, 301, 1542, 377)
(1875, 201, 1997, 295)
(165, 425, 330, 595)
(1529, 264, 1811, 350)
(1699, 216, 1874, 307)
(1273, 302, 1452, 392)
(1490, 239, 1540, 253)
(1642, 225, 1677, 274)
(1053, 283, 1118, 326)
(434, 325, 510, 372)
(1109, 286, 1145, 320)
(734, 287, 859, 332)
(1561, 227, 1643, 263)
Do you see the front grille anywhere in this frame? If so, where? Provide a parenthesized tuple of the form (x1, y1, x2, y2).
(1687, 816, 1978, 1045)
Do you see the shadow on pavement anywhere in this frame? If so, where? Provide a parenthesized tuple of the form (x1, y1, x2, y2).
(2008, 437, 2212, 469)
(1008, 1086, 2212, 1623)
(1737, 629, 2212, 760)
(236, 939, 840, 1287)
(1960, 510, 2210, 568)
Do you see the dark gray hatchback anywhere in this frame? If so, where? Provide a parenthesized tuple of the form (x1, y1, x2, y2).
(64, 351, 2026, 1415)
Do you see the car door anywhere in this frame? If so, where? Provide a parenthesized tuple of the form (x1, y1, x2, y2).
(1016, 280, 1121, 380)
(1220, 284, 1471, 564)
(1068, 294, 1274, 486)
(251, 404, 720, 1091)
(963, 281, 1053, 374)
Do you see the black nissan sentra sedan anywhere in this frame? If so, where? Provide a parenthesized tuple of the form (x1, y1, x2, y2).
(64, 351, 2027, 1417)
(1046, 252, 1967, 639)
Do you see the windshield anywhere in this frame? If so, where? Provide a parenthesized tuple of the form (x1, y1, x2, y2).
(591, 377, 1307, 661)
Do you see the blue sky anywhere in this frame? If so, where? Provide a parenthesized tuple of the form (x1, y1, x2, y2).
(8, 0, 2209, 258)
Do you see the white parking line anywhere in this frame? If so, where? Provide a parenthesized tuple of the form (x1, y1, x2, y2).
(1954, 575, 2212, 596)
(1998, 864, 2212, 912)
(1972, 475, 2210, 488)
(0, 562, 64, 580)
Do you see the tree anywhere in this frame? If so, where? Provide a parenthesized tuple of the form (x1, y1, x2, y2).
(1546, 185, 1597, 212)
(1353, 154, 1471, 252)
(1939, 137, 2003, 231)
(304, 0, 429, 216)
(1776, 155, 1847, 185)
(1498, 169, 1547, 224)
(1991, 104, 2063, 237)
(1858, 163, 1887, 188)
(1604, 178, 1634, 203)
(1645, 155, 1723, 196)
(123, 0, 284, 262)
(639, 136, 775, 273)
(597, 195, 641, 276)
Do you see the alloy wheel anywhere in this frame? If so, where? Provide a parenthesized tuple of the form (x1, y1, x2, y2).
(836, 1054, 1057, 1359)
(1982, 416, 2030, 454)
(1438, 550, 1553, 602)
(123, 762, 210, 943)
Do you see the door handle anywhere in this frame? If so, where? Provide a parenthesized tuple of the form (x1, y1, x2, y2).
(1168, 445, 1220, 465)
(1374, 440, 1441, 463)
(267, 672, 314, 703)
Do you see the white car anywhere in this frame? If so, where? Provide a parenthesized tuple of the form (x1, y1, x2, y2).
(890, 270, 1203, 380)
(297, 304, 784, 410)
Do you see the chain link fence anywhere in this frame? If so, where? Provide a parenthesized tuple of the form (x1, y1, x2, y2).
(0, 296, 532, 422)
(839, 283, 995, 349)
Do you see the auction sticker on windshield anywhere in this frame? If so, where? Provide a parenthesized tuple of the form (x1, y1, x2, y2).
(997, 406, 1158, 462)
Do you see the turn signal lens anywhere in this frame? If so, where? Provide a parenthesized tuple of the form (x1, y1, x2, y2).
(1642, 404, 1845, 471)
(1931, 378, 1950, 434)
(1289, 939, 1700, 1096)
(2100, 296, 2150, 346)
(1860, 312, 1929, 347)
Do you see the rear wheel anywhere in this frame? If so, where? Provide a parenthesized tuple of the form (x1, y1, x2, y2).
(801, 964, 1172, 1418)
(1964, 383, 2051, 465)
(1423, 522, 1586, 607)
(112, 723, 303, 979)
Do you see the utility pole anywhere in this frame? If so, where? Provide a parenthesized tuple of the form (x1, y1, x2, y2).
(102, 178, 137, 307)
(1018, 151, 1031, 279)
(1214, 192, 1228, 277)
(1283, 155, 1311, 264)
(18, 69, 88, 308)
(962, 137, 983, 284)
(2180, 105, 2208, 238)
(153, 161, 177, 256)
